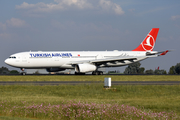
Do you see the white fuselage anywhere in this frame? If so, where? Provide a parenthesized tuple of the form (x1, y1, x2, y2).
(5, 51, 148, 69)
(4, 28, 166, 74)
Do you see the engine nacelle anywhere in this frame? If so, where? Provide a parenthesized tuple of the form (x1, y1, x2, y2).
(75, 64, 96, 73)
(46, 68, 65, 72)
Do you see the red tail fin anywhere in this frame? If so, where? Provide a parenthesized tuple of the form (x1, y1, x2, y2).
(133, 28, 159, 51)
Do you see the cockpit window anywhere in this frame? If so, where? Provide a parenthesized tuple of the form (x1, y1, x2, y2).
(9, 56, 16, 59)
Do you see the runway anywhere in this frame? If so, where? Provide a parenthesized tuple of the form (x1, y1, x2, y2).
(0, 81, 180, 85)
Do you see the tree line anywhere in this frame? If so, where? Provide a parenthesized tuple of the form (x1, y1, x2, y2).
(124, 62, 180, 75)
(0, 67, 19, 74)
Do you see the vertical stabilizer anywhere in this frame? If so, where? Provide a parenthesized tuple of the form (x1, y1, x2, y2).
(133, 28, 159, 51)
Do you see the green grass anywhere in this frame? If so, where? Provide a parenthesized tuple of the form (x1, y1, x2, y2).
(0, 84, 180, 114)
(0, 75, 180, 81)
(0, 75, 180, 119)
(0, 116, 39, 120)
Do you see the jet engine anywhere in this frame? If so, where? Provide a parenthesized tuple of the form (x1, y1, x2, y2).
(46, 68, 65, 72)
(75, 63, 97, 73)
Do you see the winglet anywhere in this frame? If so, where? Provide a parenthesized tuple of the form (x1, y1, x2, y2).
(133, 28, 159, 51)
(159, 50, 169, 56)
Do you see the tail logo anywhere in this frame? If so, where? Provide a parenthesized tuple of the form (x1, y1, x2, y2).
(142, 34, 155, 51)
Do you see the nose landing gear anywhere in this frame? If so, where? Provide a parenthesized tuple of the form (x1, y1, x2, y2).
(21, 68, 26, 75)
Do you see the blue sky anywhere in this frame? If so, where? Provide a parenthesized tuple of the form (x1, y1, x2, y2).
(0, 0, 180, 73)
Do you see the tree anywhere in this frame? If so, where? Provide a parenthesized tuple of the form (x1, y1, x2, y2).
(0, 66, 20, 74)
(139, 67, 145, 74)
(168, 63, 180, 74)
(154, 69, 167, 75)
(162, 70, 167, 74)
(145, 69, 154, 74)
(0, 67, 10, 74)
(175, 63, 180, 74)
(168, 66, 176, 74)
(124, 62, 143, 74)
(10, 70, 20, 74)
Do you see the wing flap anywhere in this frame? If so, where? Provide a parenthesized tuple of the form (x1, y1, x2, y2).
(68, 56, 138, 65)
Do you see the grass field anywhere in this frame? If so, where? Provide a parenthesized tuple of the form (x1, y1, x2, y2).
(0, 75, 180, 81)
(0, 75, 180, 119)
(0, 84, 180, 119)
(0, 116, 39, 120)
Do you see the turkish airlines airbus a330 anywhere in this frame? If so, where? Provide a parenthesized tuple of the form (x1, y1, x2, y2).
(5, 28, 169, 75)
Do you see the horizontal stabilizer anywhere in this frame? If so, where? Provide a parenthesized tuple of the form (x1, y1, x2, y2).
(159, 50, 171, 56)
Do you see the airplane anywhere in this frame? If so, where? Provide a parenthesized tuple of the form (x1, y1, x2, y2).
(4, 28, 169, 75)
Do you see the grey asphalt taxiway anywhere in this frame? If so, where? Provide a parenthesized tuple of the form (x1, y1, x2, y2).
(0, 81, 180, 85)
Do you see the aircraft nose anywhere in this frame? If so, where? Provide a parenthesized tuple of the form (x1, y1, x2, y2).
(4, 59, 10, 65)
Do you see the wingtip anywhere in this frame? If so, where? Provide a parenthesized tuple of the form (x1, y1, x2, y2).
(159, 50, 169, 56)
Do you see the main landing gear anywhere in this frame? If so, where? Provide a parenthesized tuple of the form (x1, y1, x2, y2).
(74, 71, 103, 75)
(75, 72, 85, 75)
(92, 71, 103, 75)
(21, 68, 26, 75)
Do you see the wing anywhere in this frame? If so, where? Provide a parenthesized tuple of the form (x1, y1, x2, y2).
(67, 50, 170, 66)
(68, 56, 145, 66)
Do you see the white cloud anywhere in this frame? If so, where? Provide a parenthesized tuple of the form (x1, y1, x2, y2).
(6, 18, 27, 27)
(0, 18, 27, 31)
(0, 18, 27, 40)
(0, 33, 12, 39)
(0, 22, 7, 31)
(16, 2, 36, 9)
(129, 9, 135, 12)
(99, 0, 124, 15)
(57, 0, 93, 9)
(171, 15, 180, 20)
(16, 0, 124, 15)
(16, 0, 93, 13)
(16, 2, 63, 13)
